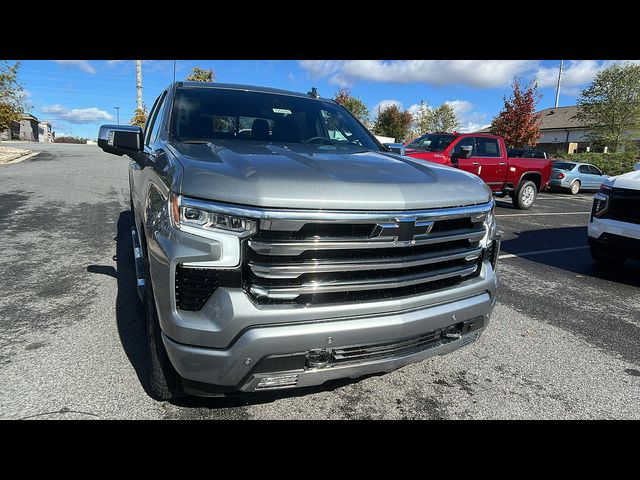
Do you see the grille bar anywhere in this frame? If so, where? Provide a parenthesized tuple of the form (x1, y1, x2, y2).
(249, 263, 478, 300)
(249, 246, 482, 279)
(332, 331, 443, 363)
(248, 227, 486, 256)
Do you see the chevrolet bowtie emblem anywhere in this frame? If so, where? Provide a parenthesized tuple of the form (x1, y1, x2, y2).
(371, 217, 434, 243)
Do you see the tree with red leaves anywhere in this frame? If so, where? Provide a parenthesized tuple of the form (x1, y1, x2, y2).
(490, 78, 542, 148)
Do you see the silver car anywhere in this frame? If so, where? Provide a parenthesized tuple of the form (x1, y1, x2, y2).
(548, 161, 606, 194)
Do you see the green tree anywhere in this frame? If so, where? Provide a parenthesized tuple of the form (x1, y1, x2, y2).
(130, 104, 148, 128)
(411, 100, 432, 137)
(373, 104, 413, 142)
(411, 101, 461, 137)
(490, 77, 542, 148)
(0, 61, 30, 135)
(333, 88, 370, 126)
(430, 104, 460, 132)
(186, 66, 215, 82)
(575, 63, 640, 152)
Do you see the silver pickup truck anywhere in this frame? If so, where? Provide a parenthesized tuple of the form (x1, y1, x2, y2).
(98, 82, 500, 400)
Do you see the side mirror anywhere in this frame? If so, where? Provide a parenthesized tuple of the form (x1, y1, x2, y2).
(383, 143, 406, 155)
(98, 125, 143, 156)
(459, 146, 473, 159)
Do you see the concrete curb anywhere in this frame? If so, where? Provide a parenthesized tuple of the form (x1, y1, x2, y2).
(0, 151, 39, 165)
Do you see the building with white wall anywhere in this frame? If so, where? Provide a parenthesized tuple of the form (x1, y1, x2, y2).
(479, 105, 639, 155)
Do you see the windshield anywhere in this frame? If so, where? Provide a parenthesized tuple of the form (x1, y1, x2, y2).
(406, 134, 456, 152)
(171, 87, 380, 151)
(553, 162, 576, 171)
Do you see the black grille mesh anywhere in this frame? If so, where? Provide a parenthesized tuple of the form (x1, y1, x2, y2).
(175, 266, 220, 311)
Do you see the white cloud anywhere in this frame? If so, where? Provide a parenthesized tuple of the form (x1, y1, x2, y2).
(444, 100, 473, 115)
(41, 104, 113, 124)
(372, 99, 403, 116)
(288, 71, 296, 84)
(459, 121, 490, 133)
(444, 99, 488, 132)
(407, 103, 423, 115)
(535, 60, 640, 97)
(53, 60, 96, 74)
(300, 60, 539, 88)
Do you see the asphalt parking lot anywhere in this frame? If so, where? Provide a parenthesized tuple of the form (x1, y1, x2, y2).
(1, 143, 639, 419)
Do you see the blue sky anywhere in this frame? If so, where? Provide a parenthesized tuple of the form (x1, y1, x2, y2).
(15, 60, 637, 139)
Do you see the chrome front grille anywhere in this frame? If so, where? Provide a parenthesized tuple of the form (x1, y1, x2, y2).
(243, 201, 492, 304)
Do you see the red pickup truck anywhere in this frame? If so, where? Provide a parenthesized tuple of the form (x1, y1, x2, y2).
(403, 132, 553, 209)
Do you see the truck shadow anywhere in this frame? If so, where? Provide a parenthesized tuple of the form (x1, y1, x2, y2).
(89, 210, 376, 408)
(88, 210, 152, 397)
(500, 226, 640, 287)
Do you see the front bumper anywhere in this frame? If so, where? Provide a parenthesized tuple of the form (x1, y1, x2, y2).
(164, 289, 495, 394)
(588, 216, 640, 260)
(147, 213, 499, 394)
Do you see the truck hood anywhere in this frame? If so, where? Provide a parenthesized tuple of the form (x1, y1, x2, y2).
(604, 169, 640, 190)
(169, 140, 491, 210)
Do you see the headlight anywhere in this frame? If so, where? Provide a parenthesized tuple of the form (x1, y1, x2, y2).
(480, 206, 497, 248)
(170, 194, 257, 237)
(592, 189, 610, 219)
(169, 194, 257, 268)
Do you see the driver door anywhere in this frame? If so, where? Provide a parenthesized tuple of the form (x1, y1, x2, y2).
(450, 136, 479, 175)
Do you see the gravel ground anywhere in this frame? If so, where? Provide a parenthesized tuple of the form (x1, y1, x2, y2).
(0, 143, 638, 419)
(0, 144, 32, 163)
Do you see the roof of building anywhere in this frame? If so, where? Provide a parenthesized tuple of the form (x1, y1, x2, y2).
(475, 105, 589, 133)
(535, 106, 587, 130)
(20, 113, 38, 121)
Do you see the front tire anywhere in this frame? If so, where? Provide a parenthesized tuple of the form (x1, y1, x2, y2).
(143, 243, 180, 401)
(512, 180, 537, 210)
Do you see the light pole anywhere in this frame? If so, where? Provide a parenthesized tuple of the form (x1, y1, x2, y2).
(136, 60, 143, 112)
(114, 106, 120, 125)
(554, 60, 564, 108)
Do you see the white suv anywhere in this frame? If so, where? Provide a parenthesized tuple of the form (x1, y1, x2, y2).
(588, 168, 640, 265)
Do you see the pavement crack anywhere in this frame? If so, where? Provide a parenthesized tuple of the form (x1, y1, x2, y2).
(19, 407, 100, 419)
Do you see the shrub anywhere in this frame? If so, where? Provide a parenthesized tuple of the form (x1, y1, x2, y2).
(54, 136, 87, 144)
(555, 151, 639, 176)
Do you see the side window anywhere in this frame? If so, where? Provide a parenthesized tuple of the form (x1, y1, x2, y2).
(143, 95, 161, 142)
(475, 137, 501, 157)
(588, 165, 603, 175)
(578, 165, 590, 174)
(452, 137, 476, 156)
(145, 91, 167, 146)
(523, 151, 533, 158)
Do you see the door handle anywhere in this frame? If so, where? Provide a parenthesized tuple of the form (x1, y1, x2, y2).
(472, 162, 480, 165)
(499, 162, 507, 166)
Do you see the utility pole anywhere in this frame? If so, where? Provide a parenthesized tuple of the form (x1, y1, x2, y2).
(136, 60, 143, 112)
(114, 106, 120, 125)
(554, 59, 564, 108)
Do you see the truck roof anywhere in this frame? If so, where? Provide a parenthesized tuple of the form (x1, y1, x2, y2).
(175, 81, 331, 101)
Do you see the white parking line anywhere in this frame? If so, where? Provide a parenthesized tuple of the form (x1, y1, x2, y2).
(496, 212, 591, 217)
(499, 245, 589, 260)
(536, 196, 594, 200)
